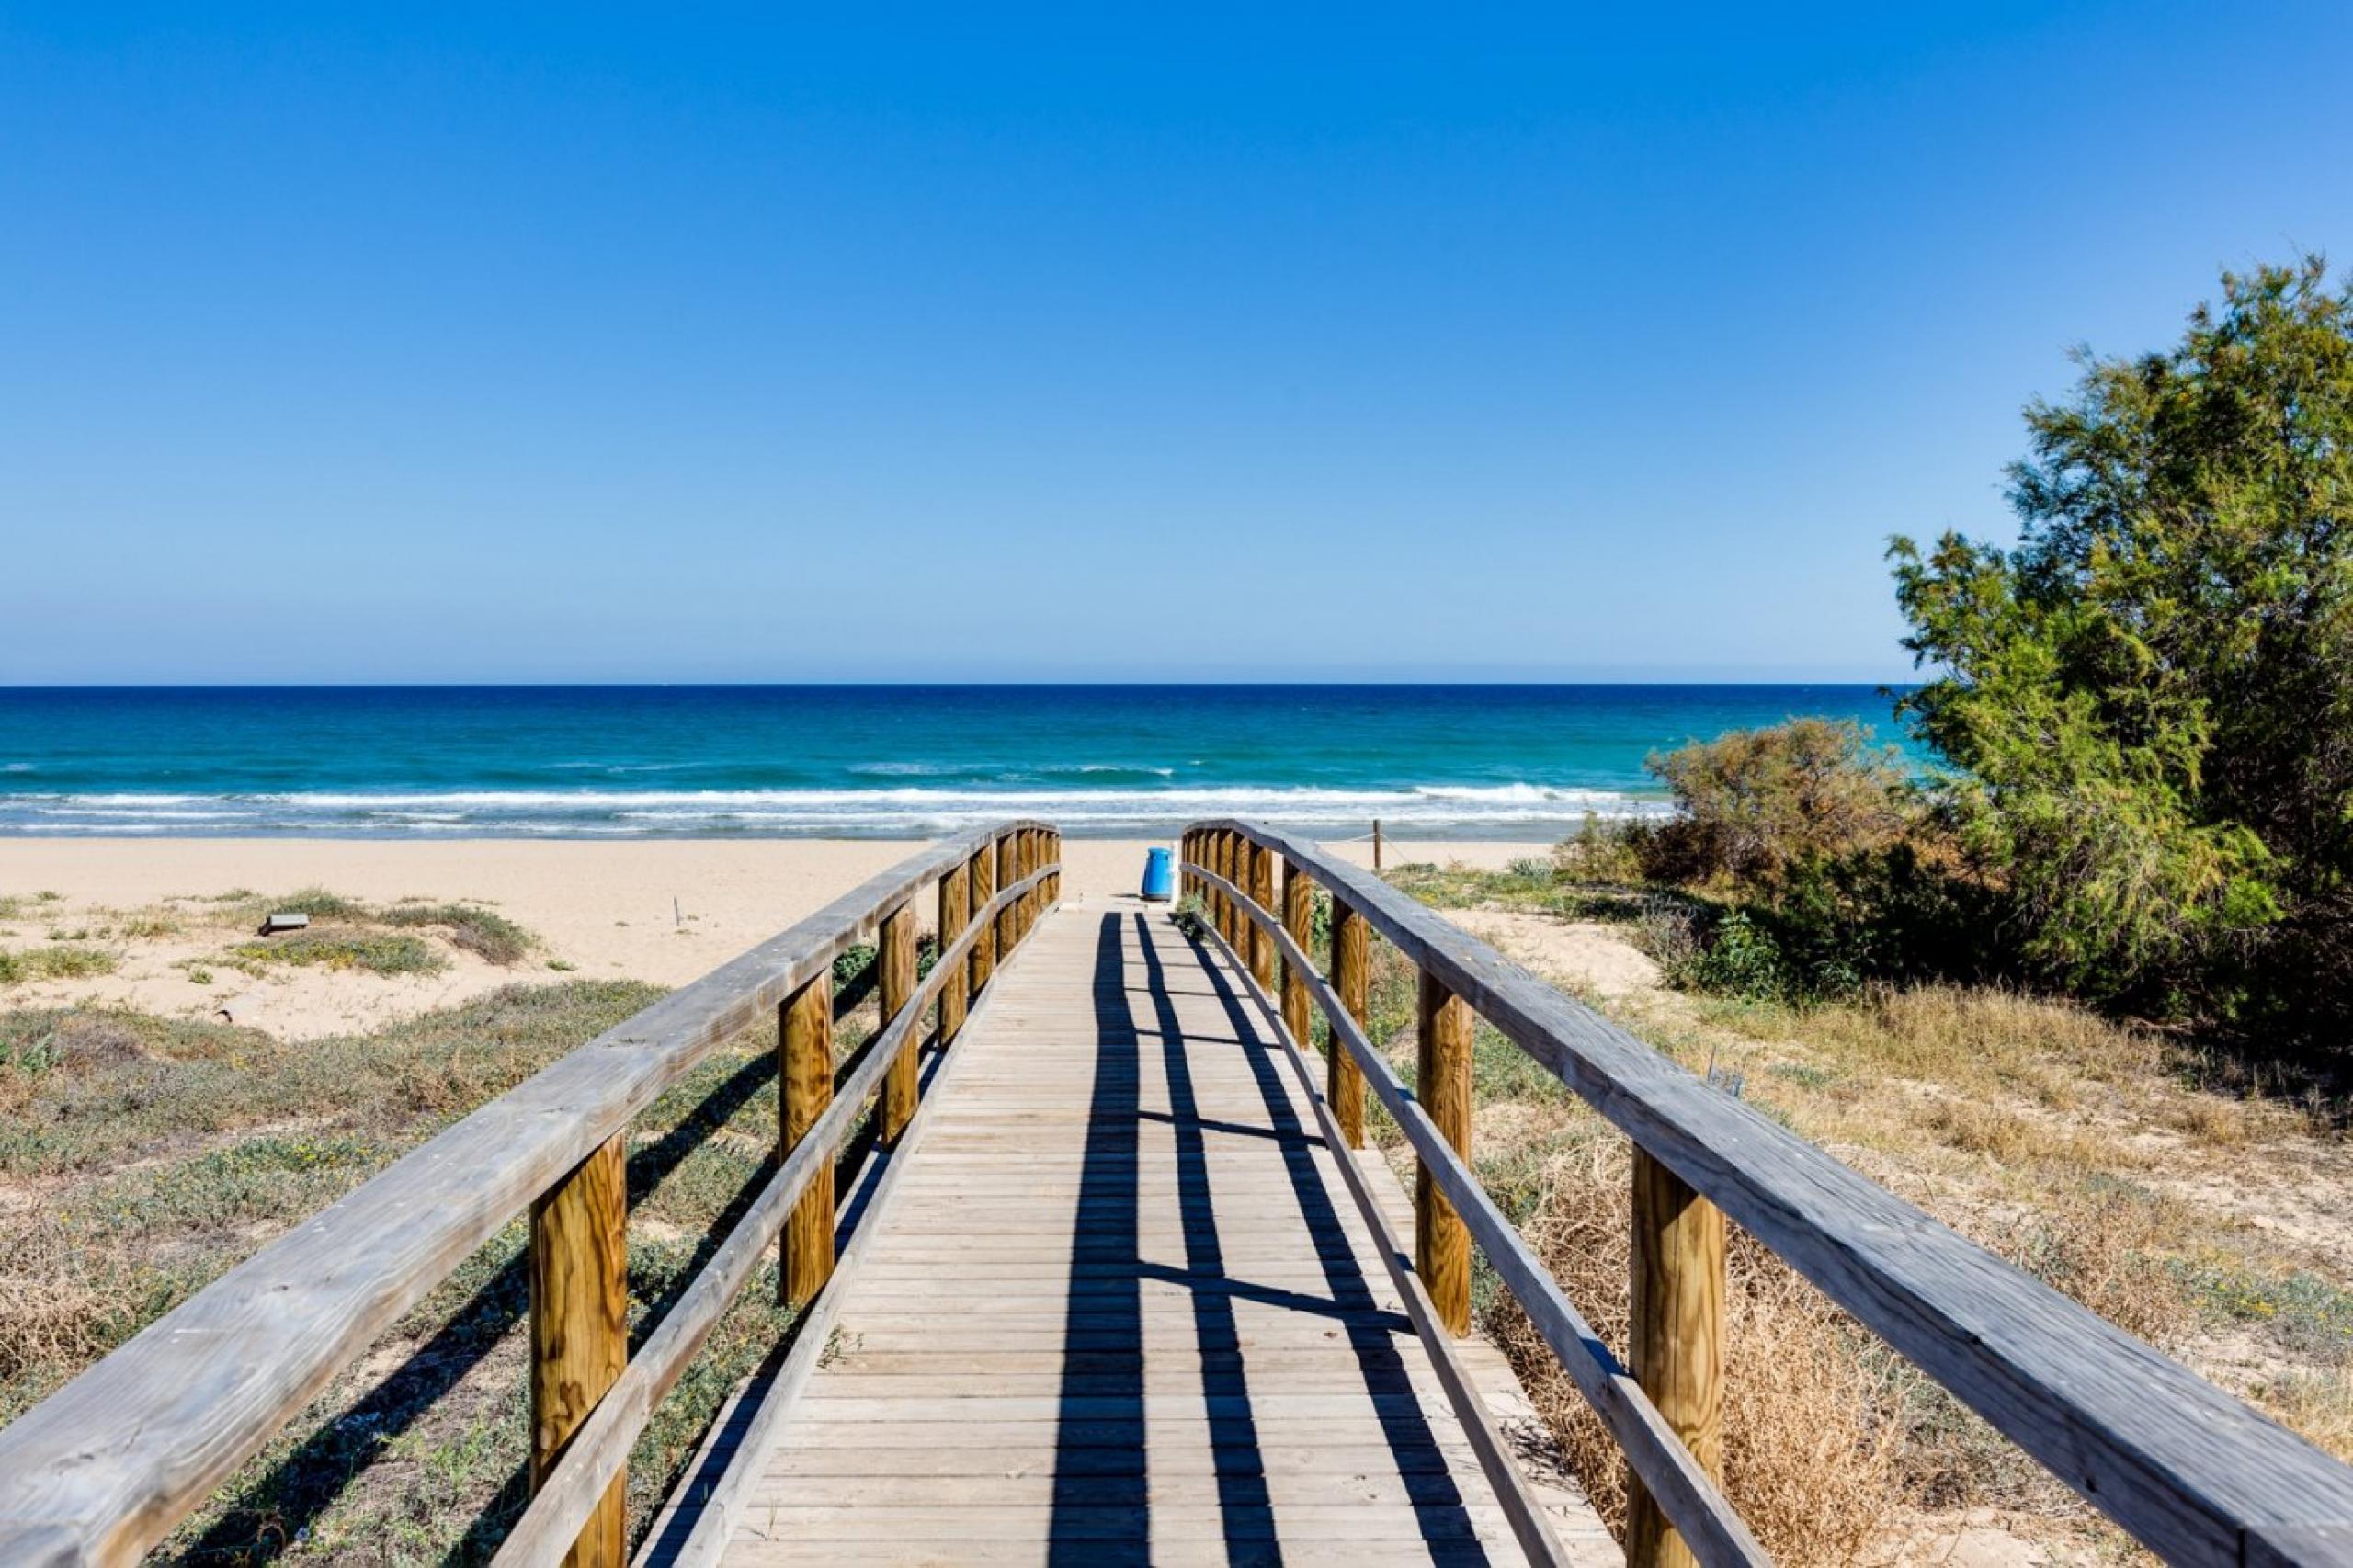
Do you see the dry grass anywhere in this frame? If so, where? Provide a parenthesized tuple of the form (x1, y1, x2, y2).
(1370, 865, 2353, 1562)
(1483, 1129, 1898, 1563)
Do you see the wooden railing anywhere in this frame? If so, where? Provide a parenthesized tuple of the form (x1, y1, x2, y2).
(1180, 820, 2353, 1568)
(0, 823, 1063, 1567)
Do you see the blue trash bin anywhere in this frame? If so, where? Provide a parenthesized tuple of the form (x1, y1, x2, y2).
(1141, 846, 1174, 902)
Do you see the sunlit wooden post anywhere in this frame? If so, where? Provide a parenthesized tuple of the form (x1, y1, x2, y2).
(1017, 829, 1038, 939)
(1329, 898, 1368, 1148)
(1216, 831, 1239, 947)
(968, 839, 996, 999)
(1279, 859, 1313, 1046)
(879, 900, 918, 1146)
(996, 831, 1020, 956)
(780, 971, 835, 1306)
(938, 859, 970, 1049)
(529, 1135, 628, 1567)
(1627, 1152, 1726, 1568)
(1416, 970, 1472, 1335)
(1246, 839, 1276, 988)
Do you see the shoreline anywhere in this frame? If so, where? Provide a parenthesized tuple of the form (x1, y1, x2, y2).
(0, 835, 1547, 1037)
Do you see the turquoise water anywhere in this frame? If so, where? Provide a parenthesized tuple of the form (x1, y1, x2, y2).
(0, 686, 1915, 838)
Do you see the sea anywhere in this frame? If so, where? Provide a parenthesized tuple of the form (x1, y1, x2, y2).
(0, 685, 1915, 840)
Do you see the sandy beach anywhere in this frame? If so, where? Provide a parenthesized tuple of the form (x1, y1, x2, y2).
(0, 835, 1542, 1038)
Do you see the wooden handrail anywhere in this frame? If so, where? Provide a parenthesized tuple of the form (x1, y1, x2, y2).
(1184, 820, 2353, 1568)
(0, 824, 1061, 1566)
(1184, 852, 1765, 1566)
(493, 858, 1058, 1564)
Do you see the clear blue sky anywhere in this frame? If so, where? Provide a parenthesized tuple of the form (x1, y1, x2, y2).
(4, 3, 2348, 684)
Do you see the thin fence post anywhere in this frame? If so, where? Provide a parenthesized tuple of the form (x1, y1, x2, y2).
(938, 859, 970, 1049)
(1416, 969, 1472, 1335)
(1279, 858, 1313, 1047)
(878, 900, 919, 1146)
(1330, 898, 1368, 1148)
(1373, 818, 1383, 872)
(968, 839, 996, 999)
(1627, 1149, 1727, 1568)
(779, 971, 835, 1306)
(1246, 839, 1276, 988)
(529, 1135, 628, 1567)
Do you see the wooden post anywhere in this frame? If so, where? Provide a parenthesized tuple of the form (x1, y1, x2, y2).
(1626, 1149, 1727, 1568)
(1279, 859, 1312, 1047)
(1017, 829, 1037, 940)
(968, 841, 996, 1001)
(995, 832, 1019, 958)
(1217, 832, 1239, 948)
(1246, 839, 1276, 988)
(530, 1135, 628, 1568)
(938, 861, 970, 1049)
(1045, 828, 1060, 903)
(780, 971, 835, 1306)
(878, 902, 918, 1146)
(1373, 818, 1383, 872)
(1330, 898, 1369, 1149)
(1416, 970, 1472, 1336)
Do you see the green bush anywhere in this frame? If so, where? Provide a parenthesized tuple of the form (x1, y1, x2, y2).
(1169, 895, 1213, 940)
(1637, 718, 1914, 890)
(1893, 256, 2353, 1033)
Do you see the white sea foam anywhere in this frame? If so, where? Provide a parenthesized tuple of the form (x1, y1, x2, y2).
(0, 780, 1670, 837)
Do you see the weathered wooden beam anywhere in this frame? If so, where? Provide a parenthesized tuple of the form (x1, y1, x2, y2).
(1246, 840, 1277, 988)
(487, 863, 1055, 1567)
(1329, 896, 1369, 1150)
(1181, 854, 1763, 1564)
(937, 860, 970, 1050)
(780, 971, 835, 1307)
(1279, 858, 1313, 1049)
(1415, 969, 1473, 1337)
(995, 831, 1019, 959)
(1186, 820, 2353, 1566)
(0, 822, 1055, 1566)
(1628, 1148, 1727, 1568)
(529, 1136, 628, 1568)
(878, 903, 919, 1147)
(969, 838, 996, 999)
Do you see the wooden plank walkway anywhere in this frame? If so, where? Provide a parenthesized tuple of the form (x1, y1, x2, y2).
(706, 892, 1613, 1567)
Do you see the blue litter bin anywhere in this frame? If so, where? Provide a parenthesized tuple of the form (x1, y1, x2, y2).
(1141, 846, 1174, 902)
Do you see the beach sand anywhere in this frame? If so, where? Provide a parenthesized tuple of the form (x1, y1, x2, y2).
(0, 835, 1543, 1038)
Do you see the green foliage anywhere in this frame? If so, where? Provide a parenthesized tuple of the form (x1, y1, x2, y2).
(1638, 718, 1915, 888)
(380, 902, 534, 965)
(0, 945, 121, 983)
(1169, 894, 1213, 940)
(232, 931, 444, 977)
(831, 943, 876, 987)
(1893, 257, 2353, 1029)
(1667, 911, 1800, 1003)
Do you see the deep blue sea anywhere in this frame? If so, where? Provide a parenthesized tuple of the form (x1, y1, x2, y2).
(0, 686, 1914, 839)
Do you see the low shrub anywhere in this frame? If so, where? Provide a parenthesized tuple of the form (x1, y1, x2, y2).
(1639, 718, 1915, 889)
(380, 903, 534, 965)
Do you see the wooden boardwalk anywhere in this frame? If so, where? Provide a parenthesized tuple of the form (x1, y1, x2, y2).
(15, 824, 2353, 1566)
(705, 893, 1611, 1566)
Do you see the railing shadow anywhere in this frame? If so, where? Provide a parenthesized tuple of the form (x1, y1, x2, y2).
(1178, 918, 1487, 1554)
(1049, 914, 1152, 1564)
